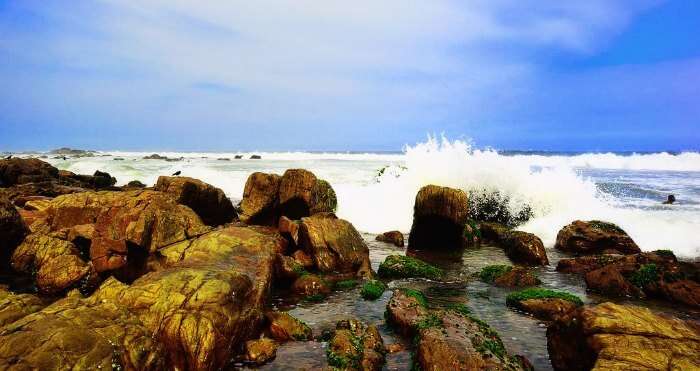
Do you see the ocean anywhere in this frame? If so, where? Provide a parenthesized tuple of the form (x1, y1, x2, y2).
(31, 137, 700, 259)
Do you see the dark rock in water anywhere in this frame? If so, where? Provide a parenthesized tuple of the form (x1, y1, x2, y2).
(385, 289, 532, 370)
(479, 222, 511, 243)
(217, 157, 231, 161)
(554, 220, 640, 255)
(291, 274, 331, 298)
(408, 185, 472, 250)
(506, 288, 582, 321)
(478, 265, 541, 287)
(0, 158, 59, 186)
(49, 147, 94, 156)
(239, 169, 337, 225)
(501, 231, 549, 266)
(245, 338, 278, 366)
(155, 176, 237, 226)
(327, 319, 385, 371)
(142, 153, 168, 160)
(375, 230, 404, 247)
(468, 189, 532, 227)
(113, 157, 125, 161)
(126, 180, 146, 188)
(58, 170, 117, 189)
(298, 213, 372, 277)
(234, 155, 243, 159)
(547, 302, 700, 371)
(265, 311, 312, 341)
(240, 172, 282, 225)
(250, 155, 262, 159)
(0, 197, 29, 271)
(560, 251, 700, 308)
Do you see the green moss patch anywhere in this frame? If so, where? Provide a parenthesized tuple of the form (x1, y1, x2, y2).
(303, 294, 326, 303)
(629, 264, 659, 288)
(360, 280, 387, 300)
(478, 265, 512, 283)
(416, 313, 443, 331)
(378, 255, 444, 280)
(400, 288, 428, 307)
(335, 279, 359, 290)
(446, 303, 472, 316)
(506, 288, 583, 307)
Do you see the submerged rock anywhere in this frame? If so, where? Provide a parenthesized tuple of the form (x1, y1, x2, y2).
(327, 319, 385, 371)
(478, 265, 541, 287)
(547, 302, 700, 371)
(377, 255, 443, 280)
(291, 274, 332, 298)
(375, 230, 404, 247)
(554, 220, 640, 255)
(155, 176, 237, 226)
(408, 185, 471, 250)
(502, 231, 549, 266)
(506, 288, 583, 321)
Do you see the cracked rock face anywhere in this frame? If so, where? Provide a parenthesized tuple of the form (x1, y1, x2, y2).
(0, 225, 285, 370)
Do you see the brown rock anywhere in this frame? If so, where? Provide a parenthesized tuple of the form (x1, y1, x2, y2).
(584, 264, 642, 298)
(375, 230, 404, 247)
(239, 172, 281, 225)
(0, 197, 28, 271)
(0, 287, 46, 327)
(266, 311, 313, 341)
(0, 181, 87, 205)
(298, 213, 372, 277)
(276, 254, 305, 281)
(479, 222, 511, 243)
(154, 176, 236, 226)
(408, 185, 470, 250)
(292, 249, 314, 269)
(547, 302, 700, 371)
(556, 254, 625, 273)
(278, 169, 318, 220)
(59, 170, 117, 189)
(385, 289, 429, 337)
(291, 274, 331, 297)
(502, 231, 549, 266)
(510, 298, 579, 321)
(385, 343, 404, 353)
(554, 220, 640, 255)
(327, 319, 385, 371)
(278, 215, 301, 245)
(245, 338, 278, 366)
(493, 266, 541, 287)
(0, 158, 58, 186)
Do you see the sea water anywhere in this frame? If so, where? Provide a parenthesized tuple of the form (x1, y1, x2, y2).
(37, 136, 700, 259)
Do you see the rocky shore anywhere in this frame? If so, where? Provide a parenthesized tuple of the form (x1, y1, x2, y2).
(0, 157, 698, 370)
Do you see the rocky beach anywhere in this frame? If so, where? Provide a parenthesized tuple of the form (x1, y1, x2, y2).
(0, 153, 698, 370)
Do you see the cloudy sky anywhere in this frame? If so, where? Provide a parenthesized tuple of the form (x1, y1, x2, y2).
(1, 0, 698, 151)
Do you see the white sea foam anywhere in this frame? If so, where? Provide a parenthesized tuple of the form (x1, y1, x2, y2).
(34, 137, 700, 258)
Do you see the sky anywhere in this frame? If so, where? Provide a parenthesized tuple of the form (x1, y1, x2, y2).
(0, 0, 698, 152)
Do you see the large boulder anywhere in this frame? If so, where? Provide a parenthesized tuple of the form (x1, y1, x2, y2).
(502, 231, 549, 266)
(547, 302, 700, 371)
(155, 176, 237, 226)
(408, 185, 471, 250)
(0, 181, 88, 205)
(0, 197, 28, 271)
(558, 251, 700, 308)
(298, 213, 372, 277)
(554, 220, 640, 255)
(58, 170, 117, 189)
(326, 319, 385, 371)
(0, 158, 58, 186)
(385, 289, 531, 370)
(239, 169, 337, 226)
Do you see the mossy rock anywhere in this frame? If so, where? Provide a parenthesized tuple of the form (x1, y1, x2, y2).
(629, 264, 659, 288)
(401, 288, 428, 307)
(506, 288, 583, 307)
(478, 265, 513, 283)
(361, 280, 387, 300)
(378, 255, 444, 280)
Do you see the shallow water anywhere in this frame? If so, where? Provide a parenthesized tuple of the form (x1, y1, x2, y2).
(252, 234, 700, 371)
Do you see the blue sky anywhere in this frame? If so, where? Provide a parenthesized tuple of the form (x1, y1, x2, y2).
(1, 0, 698, 152)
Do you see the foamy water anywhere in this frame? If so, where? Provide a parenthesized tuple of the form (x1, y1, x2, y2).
(26, 137, 700, 258)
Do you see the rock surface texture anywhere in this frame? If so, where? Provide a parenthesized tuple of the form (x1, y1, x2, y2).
(155, 175, 237, 226)
(554, 220, 641, 255)
(408, 185, 471, 250)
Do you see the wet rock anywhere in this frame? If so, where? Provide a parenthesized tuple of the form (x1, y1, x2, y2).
(560, 251, 700, 308)
(377, 255, 443, 280)
(298, 213, 372, 277)
(275, 254, 306, 281)
(239, 172, 282, 225)
(360, 279, 387, 300)
(327, 319, 385, 371)
(408, 185, 470, 250)
(502, 231, 549, 266)
(479, 221, 511, 243)
(479, 265, 541, 287)
(266, 311, 313, 341)
(375, 230, 404, 247)
(292, 249, 314, 269)
(547, 302, 700, 371)
(0, 158, 58, 186)
(245, 338, 278, 365)
(0, 287, 46, 327)
(279, 169, 337, 219)
(59, 170, 117, 189)
(155, 176, 237, 226)
(385, 290, 531, 370)
(291, 274, 331, 298)
(506, 288, 582, 321)
(554, 220, 640, 255)
(0, 197, 28, 271)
